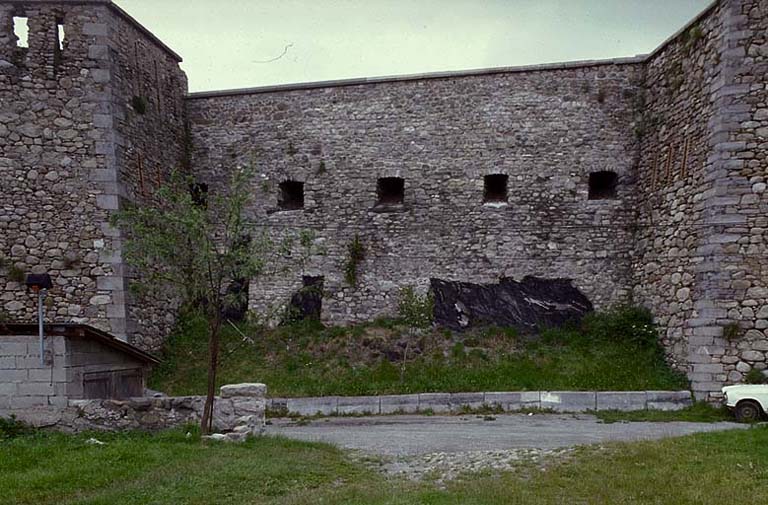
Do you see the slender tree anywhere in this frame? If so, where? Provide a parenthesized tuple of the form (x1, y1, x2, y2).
(113, 167, 312, 433)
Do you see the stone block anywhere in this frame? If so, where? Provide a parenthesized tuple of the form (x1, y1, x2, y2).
(220, 383, 267, 398)
(449, 392, 485, 412)
(82, 23, 108, 36)
(418, 393, 451, 413)
(645, 391, 693, 410)
(337, 396, 379, 415)
(540, 391, 596, 412)
(596, 392, 647, 412)
(0, 382, 16, 395)
(484, 391, 541, 411)
(232, 399, 266, 416)
(285, 397, 337, 416)
(0, 357, 15, 369)
(380, 394, 419, 414)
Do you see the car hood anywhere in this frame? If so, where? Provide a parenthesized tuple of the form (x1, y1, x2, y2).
(722, 384, 768, 394)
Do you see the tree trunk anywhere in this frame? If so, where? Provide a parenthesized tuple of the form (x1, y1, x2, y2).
(200, 315, 222, 434)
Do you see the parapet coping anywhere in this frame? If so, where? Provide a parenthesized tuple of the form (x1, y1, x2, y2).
(187, 0, 721, 99)
(4, 0, 183, 62)
(269, 390, 694, 416)
(186, 56, 647, 99)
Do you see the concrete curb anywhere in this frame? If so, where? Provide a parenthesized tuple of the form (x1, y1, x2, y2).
(269, 390, 693, 417)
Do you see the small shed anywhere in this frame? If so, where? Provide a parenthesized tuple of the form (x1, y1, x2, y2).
(0, 323, 159, 414)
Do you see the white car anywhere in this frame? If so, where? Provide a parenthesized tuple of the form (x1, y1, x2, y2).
(722, 385, 768, 422)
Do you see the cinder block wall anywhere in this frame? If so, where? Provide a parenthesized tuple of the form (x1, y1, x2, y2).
(0, 334, 68, 413)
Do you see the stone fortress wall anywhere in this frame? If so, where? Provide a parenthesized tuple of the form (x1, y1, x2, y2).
(187, 60, 644, 327)
(0, 0, 765, 399)
(0, 0, 187, 351)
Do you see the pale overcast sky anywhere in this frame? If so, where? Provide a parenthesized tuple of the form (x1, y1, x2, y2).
(113, 0, 712, 93)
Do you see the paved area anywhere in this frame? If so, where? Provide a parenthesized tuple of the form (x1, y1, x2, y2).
(267, 413, 746, 457)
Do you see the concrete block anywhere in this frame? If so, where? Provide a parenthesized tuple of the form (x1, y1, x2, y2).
(10, 396, 48, 409)
(0, 369, 27, 382)
(647, 391, 693, 411)
(15, 356, 47, 369)
(540, 391, 596, 412)
(596, 392, 647, 412)
(0, 382, 16, 395)
(0, 342, 29, 356)
(449, 392, 485, 412)
(29, 367, 66, 382)
(484, 391, 541, 411)
(17, 382, 55, 396)
(0, 357, 15, 369)
(418, 393, 451, 413)
(285, 397, 338, 416)
(337, 396, 380, 415)
(380, 394, 420, 414)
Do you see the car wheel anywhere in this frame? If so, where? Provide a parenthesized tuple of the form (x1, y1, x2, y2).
(735, 400, 763, 422)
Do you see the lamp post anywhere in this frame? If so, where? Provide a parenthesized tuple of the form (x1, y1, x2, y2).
(26, 274, 53, 366)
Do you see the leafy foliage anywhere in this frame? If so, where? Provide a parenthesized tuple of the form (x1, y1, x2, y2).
(0, 416, 34, 441)
(745, 368, 767, 385)
(131, 95, 149, 115)
(580, 305, 659, 349)
(343, 234, 365, 286)
(397, 286, 434, 330)
(112, 167, 314, 432)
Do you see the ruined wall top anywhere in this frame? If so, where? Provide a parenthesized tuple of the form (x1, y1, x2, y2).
(1, 0, 182, 62)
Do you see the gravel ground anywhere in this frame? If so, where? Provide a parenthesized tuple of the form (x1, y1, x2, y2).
(267, 413, 746, 482)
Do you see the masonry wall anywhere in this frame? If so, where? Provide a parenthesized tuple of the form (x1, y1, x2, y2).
(0, 0, 187, 351)
(106, 4, 188, 350)
(633, 2, 725, 381)
(0, 1, 120, 334)
(188, 62, 644, 324)
(634, 0, 768, 400)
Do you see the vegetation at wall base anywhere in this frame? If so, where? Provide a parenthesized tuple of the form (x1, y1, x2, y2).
(2, 424, 767, 504)
(150, 305, 688, 397)
(595, 403, 731, 424)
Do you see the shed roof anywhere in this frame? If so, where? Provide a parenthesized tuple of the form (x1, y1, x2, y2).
(0, 323, 160, 364)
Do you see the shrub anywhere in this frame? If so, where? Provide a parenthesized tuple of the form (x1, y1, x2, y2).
(131, 95, 149, 115)
(8, 265, 25, 283)
(744, 368, 767, 385)
(0, 415, 34, 440)
(723, 323, 741, 341)
(343, 235, 365, 286)
(581, 305, 658, 348)
(397, 286, 434, 330)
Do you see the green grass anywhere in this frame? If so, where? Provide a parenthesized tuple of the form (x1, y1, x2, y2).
(149, 307, 688, 397)
(595, 402, 732, 424)
(1, 425, 766, 504)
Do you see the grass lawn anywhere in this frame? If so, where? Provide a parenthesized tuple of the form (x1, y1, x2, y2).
(150, 307, 688, 397)
(1, 424, 766, 504)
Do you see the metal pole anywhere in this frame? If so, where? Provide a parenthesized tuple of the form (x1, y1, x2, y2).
(38, 289, 45, 366)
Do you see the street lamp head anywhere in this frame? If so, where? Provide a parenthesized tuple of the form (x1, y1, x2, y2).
(26, 273, 53, 293)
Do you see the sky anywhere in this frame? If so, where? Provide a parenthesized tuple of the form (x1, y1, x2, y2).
(112, 0, 713, 93)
